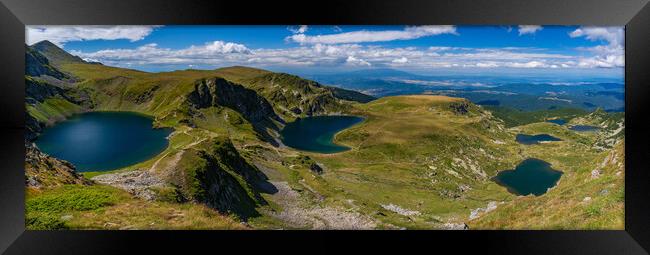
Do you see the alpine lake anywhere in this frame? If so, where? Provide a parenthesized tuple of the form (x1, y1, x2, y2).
(280, 115, 364, 153)
(36, 111, 173, 172)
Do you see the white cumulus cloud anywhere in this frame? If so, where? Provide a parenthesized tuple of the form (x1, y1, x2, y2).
(392, 57, 408, 64)
(26, 25, 160, 47)
(570, 26, 624, 68)
(288, 25, 309, 34)
(345, 56, 371, 66)
(286, 25, 457, 44)
(518, 25, 543, 35)
(187, 41, 251, 54)
(70, 40, 251, 66)
(569, 27, 623, 46)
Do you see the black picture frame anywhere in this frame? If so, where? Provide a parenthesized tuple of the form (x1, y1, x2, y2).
(1, 0, 649, 254)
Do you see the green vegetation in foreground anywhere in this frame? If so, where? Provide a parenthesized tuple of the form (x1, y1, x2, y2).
(26, 185, 247, 230)
(26, 185, 125, 230)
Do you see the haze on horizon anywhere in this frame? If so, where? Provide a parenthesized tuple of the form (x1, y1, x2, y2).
(26, 25, 624, 81)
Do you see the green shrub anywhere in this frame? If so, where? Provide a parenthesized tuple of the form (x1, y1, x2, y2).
(25, 185, 122, 230)
(26, 211, 68, 230)
(585, 204, 601, 217)
(151, 186, 185, 203)
(26, 185, 120, 213)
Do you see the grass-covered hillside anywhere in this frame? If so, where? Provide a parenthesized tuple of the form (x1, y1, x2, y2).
(24, 40, 624, 230)
(24, 41, 376, 230)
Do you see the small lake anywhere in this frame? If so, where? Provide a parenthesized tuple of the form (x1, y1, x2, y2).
(546, 118, 567, 125)
(280, 115, 364, 153)
(516, 134, 562, 145)
(36, 111, 173, 172)
(493, 158, 563, 196)
(569, 125, 600, 132)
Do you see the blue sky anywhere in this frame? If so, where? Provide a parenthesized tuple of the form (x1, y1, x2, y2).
(26, 25, 624, 79)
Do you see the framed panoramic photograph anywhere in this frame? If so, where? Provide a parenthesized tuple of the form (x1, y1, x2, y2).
(1, 0, 649, 254)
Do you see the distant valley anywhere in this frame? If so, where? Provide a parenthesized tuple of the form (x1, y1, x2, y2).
(308, 68, 624, 112)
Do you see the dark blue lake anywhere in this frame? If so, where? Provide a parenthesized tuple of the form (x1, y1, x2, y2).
(280, 116, 364, 153)
(493, 158, 563, 196)
(35, 111, 173, 172)
(516, 134, 562, 145)
(569, 125, 600, 132)
(546, 118, 567, 125)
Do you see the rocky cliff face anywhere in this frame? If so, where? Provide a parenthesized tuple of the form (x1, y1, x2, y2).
(25, 45, 68, 79)
(25, 77, 67, 104)
(25, 75, 70, 141)
(186, 77, 284, 145)
(25, 113, 42, 142)
(171, 137, 267, 218)
(240, 73, 352, 118)
(188, 77, 283, 124)
(302, 93, 341, 116)
(25, 145, 91, 188)
(25, 77, 91, 141)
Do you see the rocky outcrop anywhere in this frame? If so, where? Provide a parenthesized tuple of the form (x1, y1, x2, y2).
(442, 222, 469, 230)
(25, 145, 91, 188)
(25, 45, 68, 79)
(133, 85, 160, 104)
(25, 78, 90, 141)
(187, 77, 284, 145)
(91, 170, 168, 201)
(188, 77, 283, 124)
(25, 77, 66, 103)
(24, 46, 90, 141)
(449, 101, 471, 115)
(206, 136, 267, 185)
(169, 137, 267, 219)
(266, 181, 377, 229)
(241, 73, 352, 118)
(303, 93, 340, 116)
(283, 154, 323, 174)
(24, 113, 49, 142)
(381, 204, 421, 216)
(309, 163, 324, 174)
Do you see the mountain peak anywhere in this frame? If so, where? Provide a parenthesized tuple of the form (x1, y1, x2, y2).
(32, 40, 58, 48)
(30, 40, 85, 66)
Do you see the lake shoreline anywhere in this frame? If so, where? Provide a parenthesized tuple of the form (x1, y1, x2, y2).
(35, 111, 174, 172)
(280, 115, 365, 154)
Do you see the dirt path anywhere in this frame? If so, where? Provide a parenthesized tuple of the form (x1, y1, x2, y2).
(265, 181, 376, 229)
(149, 130, 207, 173)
